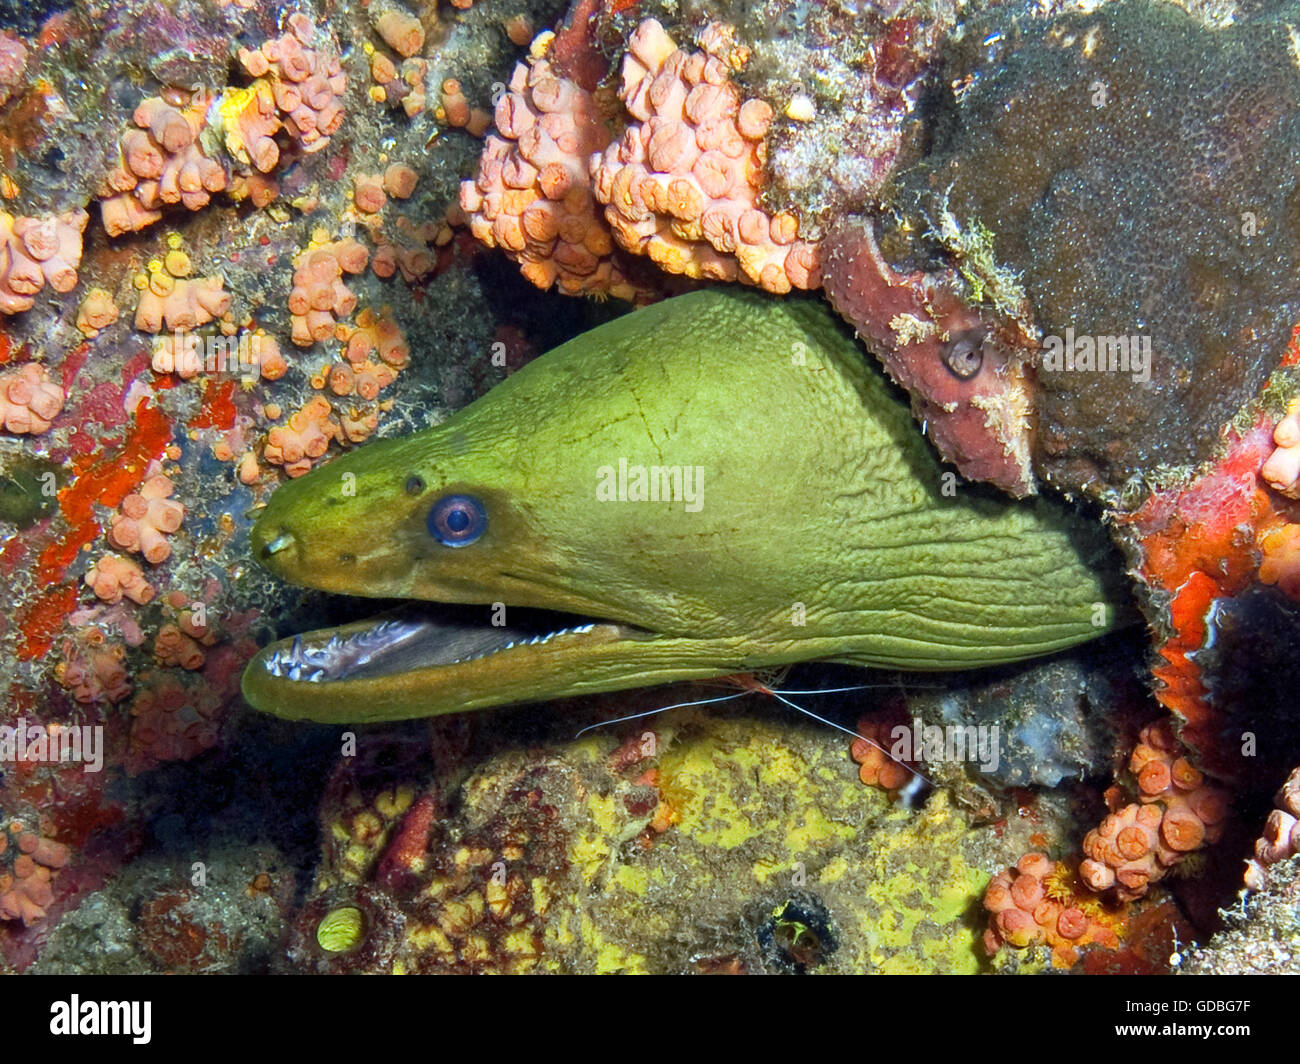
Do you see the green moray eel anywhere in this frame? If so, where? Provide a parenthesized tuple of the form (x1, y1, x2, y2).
(243, 289, 1127, 722)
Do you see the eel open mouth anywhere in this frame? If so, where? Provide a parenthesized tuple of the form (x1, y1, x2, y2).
(259, 605, 627, 684)
(241, 603, 692, 723)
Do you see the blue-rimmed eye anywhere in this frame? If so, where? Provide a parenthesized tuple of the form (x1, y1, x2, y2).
(427, 494, 486, 547)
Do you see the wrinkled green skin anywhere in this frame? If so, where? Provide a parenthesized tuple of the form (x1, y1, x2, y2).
(244, 290, 1126, 722)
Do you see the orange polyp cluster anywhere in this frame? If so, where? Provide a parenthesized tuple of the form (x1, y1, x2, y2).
(134, 265, 232, 334)
(982, 853, 1121, 968)
(460, 48, 653, 302)
(354, 172, 388, 214)
(337, 405, 380, 444)
(84, 553, 155, 606)
(370, 212, 446, 283)
(0, 824, 71, 925)
(1079, 719, 1228, 900)
(848, 711, 915, 792)
(107, 464, 184, 564)
(1244, 767, 1300, 890)
(54, 631, 131, 704)
(288, 238, 369, 346)
(1262, 397, 1300, 498)
(126, 670, 223, 776)
(438, 78, 491, 136)
(99, 94, 227, 235)
(325, 359, 397, 401)
(237, 13, 346, 155)
(264, 395, 340, 477)
(371, 3, 425, 58)
(0, 362, 64, 434)
(76, 287, 120, 336)
(345, 306, 409, 369)
(153, 606, 218, 670)
(0, 207, 88, 313)
(1259, 522, 1300, 600)
(590, 20, 821, 294)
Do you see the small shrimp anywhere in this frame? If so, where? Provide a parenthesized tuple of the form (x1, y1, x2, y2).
(575, 670, 935, 803)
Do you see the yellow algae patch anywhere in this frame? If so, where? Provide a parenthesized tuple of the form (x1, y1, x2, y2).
(785, 803, 856, 854)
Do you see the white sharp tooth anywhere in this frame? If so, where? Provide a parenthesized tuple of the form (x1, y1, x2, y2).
(308, 669, 324, 682)
(327, 636, 342, 650)
(289, 666, 302, 681)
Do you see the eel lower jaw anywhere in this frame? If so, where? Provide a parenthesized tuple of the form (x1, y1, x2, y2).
(241, 603, 747, 723)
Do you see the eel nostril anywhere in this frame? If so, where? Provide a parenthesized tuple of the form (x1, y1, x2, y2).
(262, 531, 296, 559)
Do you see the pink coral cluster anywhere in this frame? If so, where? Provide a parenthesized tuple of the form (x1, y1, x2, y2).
(1261, 397, 1300, 498)
(1079, 719, 1229, 900)
(153, 592, 220, 671)
(107, 464, 185, 564)
(1244, 767, 1300, 890)
(135, 274, 232, 333)
(982, 853, 1120, 968)
(126, 670, 223, 776)
(459, 51, 652, 302)
(848, 704, 917, 793)
(99, 94, 228, 236)
(288, 238, 369, 346)
(84, 553, 155, 606)
(237, 13, 346, 155)
(591, 20, 821, 294)
(0, 30, 28, 109)
(0, 362, 64, 435)
(324, 359, 397, 402)
(0, 208, 88, 314)
(0, 824, 71, 925)
(344, 306, 409, 369)
(54, 631, 131, 704)
(264, 396, 340, 476)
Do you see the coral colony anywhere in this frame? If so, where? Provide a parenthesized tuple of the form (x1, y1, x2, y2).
(0, 0, 1298, 975)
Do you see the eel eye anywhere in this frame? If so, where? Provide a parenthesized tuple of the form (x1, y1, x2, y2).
(427, 494, 486, 547)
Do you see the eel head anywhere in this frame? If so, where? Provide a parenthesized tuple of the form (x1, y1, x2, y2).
(243, 290, 1127, 722)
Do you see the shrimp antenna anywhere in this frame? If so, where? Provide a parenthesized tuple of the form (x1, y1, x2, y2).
(574, 691, 749, 739)
(766, 690, 936, 789)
